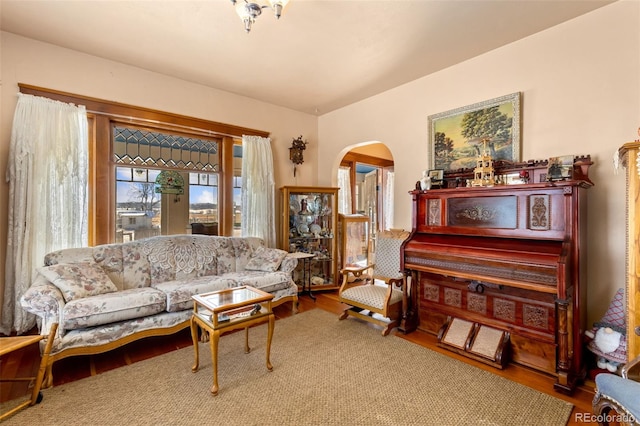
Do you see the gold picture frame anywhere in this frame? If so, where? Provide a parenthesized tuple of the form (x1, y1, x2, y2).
(428, 92, 521, 171)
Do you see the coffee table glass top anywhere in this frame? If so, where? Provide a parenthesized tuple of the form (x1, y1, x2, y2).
(193, 286, 272, 314)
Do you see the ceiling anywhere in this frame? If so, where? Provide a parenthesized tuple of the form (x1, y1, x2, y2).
(1, 0, 614, 116)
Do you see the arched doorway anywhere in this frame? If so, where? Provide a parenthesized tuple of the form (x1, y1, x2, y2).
(338, 142, 394, 232)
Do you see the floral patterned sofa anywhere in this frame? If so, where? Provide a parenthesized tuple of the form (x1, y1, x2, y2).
(20, 235, 298, 386)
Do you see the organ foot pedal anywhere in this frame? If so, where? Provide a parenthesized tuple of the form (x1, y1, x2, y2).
(437, 317, 510, 369)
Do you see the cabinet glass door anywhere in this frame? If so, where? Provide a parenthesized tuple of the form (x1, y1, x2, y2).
(281, 186, 339, 292)
(339, 214, 370, 270)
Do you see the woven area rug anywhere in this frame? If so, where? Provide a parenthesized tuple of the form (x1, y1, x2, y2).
(3, 309, 573, 425)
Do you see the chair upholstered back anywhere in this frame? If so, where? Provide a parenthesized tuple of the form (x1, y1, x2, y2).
(373, 230, 410, 280)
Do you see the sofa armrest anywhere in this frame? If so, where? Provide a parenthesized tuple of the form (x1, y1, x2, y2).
(20, 274, 65, 337)
(279, 254, 298, 274)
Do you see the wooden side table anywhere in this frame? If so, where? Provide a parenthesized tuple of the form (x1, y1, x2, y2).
(190, 286, 274, 396)
(0, 323, 58, 421)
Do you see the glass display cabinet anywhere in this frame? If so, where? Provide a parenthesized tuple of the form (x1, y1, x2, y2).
(338, 214, 371, 270)
(280, 186, 339, 292)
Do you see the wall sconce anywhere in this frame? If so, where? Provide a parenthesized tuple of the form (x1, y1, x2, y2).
(289, 135, 307, 177)
(155, 170, 184, 202)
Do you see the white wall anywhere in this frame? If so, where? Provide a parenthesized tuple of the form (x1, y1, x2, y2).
(318, 1, 640, 324)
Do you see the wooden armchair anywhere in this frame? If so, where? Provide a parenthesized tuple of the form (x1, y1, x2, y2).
(593, 329, 640, 425)
(337, 229, 409, 336)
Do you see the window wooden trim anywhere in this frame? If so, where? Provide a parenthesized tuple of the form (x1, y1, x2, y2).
(18, 84, 268, 245)
(18, 84, 269, 138)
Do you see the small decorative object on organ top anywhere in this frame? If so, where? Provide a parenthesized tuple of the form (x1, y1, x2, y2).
(546, 155, 575, 181)
(420, 170, 432, 191)
(518, 170, 529, 183)
(472, 138, 495, 187)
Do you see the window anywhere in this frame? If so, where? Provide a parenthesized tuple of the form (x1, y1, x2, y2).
(115, 166, 161, 241)
(113, 125, 220, 241)
(232, 175, 242, 234)
(189, 172, 219, 224)
(18, 84, 268, 245)
(232, 144, 243, 236)
(113, 126, 219, 171)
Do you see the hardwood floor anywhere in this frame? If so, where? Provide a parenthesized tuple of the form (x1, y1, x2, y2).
(1, 292, 596, 425)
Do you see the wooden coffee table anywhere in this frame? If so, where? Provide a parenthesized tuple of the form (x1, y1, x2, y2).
(190, 286, 275, 396)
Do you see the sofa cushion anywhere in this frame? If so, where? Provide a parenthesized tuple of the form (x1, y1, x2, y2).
(62, 287, 166, 331)
(38, 262, 118, 302)
(223, 271, 294, 294)
(152, 276, 237, 312)
(142, 235, 219, 284)
(213, 238, 237, 275)
(44, 247, 95, 266)
(121, 241, 152, 289)
(92, 243, 125, 290)
(245, 246, 288, 272)
(231, 237, 264, 272)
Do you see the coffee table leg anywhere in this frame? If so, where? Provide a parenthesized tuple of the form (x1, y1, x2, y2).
(266, 313, 274, 371)
(210, 329, 220, 396)
(190, 316, 199, 372)
(244, 327, 251, 353)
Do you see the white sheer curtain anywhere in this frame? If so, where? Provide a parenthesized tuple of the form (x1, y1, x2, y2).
(2, 93, 88, 335)
(383, 169, 395, 230)
(337, 166, 352, 214)
(240, 135, 276, 247)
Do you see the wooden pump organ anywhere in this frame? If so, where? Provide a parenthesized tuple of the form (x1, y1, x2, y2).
(401, 157, 593, 393)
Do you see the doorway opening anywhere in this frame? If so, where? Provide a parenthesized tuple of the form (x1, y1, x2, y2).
(338, 143, 394, 235)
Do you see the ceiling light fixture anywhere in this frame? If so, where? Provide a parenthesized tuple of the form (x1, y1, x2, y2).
(231, 0, 290, 33)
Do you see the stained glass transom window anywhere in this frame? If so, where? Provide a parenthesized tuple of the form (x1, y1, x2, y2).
(113, 126, 220, 172)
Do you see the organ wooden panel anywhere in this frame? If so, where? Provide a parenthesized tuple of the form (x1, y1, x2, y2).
(401, 157, 592, 394)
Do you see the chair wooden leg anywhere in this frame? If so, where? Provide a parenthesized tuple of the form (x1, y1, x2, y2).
(382, 321, 399, 336)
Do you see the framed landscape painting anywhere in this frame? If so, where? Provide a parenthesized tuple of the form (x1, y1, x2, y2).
(428, 92, 521, 171)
